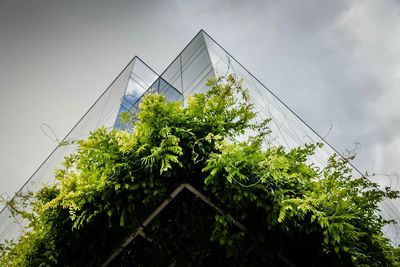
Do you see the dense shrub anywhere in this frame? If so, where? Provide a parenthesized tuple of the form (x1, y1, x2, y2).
(1, 76, 399, 266)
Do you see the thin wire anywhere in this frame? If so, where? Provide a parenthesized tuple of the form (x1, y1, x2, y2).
(231, 176, 262, 188)
(41, 123, 73, 147)
(40, 123, 61, 143)
(322, 120, 334, 139)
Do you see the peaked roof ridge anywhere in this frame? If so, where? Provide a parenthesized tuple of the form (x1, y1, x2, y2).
(0, 56, 143, 215)
(158, 30, 205, 79)
(188, 29, 367, 179)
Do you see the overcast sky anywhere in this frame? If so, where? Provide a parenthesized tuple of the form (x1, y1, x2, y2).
(0, 0, 399, 200)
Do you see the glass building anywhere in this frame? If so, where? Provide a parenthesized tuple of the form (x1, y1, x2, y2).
(1, 30, 399, 247)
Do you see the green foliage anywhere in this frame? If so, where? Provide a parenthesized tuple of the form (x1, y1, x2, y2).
(1, 75, 399, 266)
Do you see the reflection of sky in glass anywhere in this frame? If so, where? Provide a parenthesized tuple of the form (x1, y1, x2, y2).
(160, 32, 214, 103)
(114, 58, 159, 130)
(158, 78, 182, 102)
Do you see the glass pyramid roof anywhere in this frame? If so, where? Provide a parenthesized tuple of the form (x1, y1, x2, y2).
(1, 30, 399, 245)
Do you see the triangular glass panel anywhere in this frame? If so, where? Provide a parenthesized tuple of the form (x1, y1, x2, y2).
(114, 57, 159, 130)
(0, 56, 159, 243)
